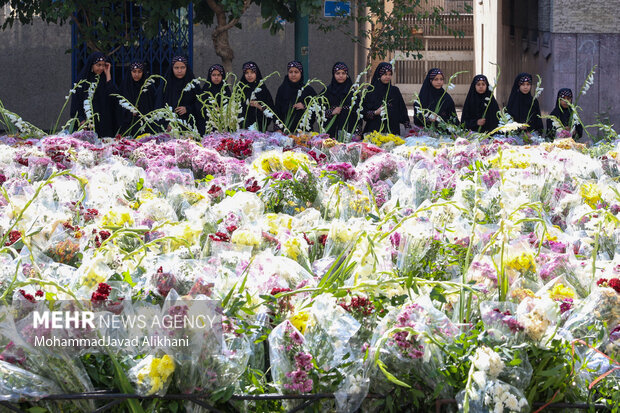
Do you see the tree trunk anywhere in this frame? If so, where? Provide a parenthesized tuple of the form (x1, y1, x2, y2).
(206, 0, 250, 74)
(212, 28, 234, 74)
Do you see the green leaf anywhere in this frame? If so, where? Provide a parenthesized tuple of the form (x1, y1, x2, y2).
(27, 407, 48, 413)
(377, 359, 411, 388)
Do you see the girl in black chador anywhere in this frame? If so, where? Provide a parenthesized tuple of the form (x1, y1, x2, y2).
(546, 88, 583, 140)
(198, 64, 232, 135)
(118, 61, 156, 136)
(506, 72, 544, 134)
(274, 61, 317, 133)
(239, 61, 274, 131)
(160, 55, 199, 130)
(362, 62, 410, 135)
(323, 62, 360, 140)
(461, 74, 500, 133)
(413, 67, 458, 129)
(70, 52, 118, 137)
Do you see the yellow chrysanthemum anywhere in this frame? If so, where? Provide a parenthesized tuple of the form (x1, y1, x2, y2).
(506, 251, 536, 273)
(549, 283, 575, 301)
(364, 131, 405, 147)
(101, 209, 134, 227)
(137, 355, 175, 395)
(580, 183, 602, 209)
(230, 229, 261, 247)
(290, 311, 310, 334)
(283, 237, 303, 261)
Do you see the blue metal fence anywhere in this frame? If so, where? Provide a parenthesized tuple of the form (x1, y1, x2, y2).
(71, 3, 193, 85)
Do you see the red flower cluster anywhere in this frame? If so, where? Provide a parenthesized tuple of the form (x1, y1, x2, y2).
(302, 233, 314, 246)
(92, 229, 112, 248)
(91, 283, 112, 302)
(69, 201, 99, 223)
(339, 295, 375, 316)
(245, 179, 261, 192)
(154, 266, 177, 297)
(318, 234, 327, 246)
(596, 278, 620, 294)
(15, 155, 29, 166)
(308, 150, 327, 164)
(209, 231, 231, 242)
(63, 221, 85, 238)
(216, 138, 253, 159)
(208, 185, 222, 196)
(18, 289, 36, 303)
(270, 287, 294, 314)
(0, 173, 7, 185)
(4, 230, 21, 246)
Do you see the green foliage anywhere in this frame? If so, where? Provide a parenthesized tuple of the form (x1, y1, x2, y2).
(0, 0, 190, 55)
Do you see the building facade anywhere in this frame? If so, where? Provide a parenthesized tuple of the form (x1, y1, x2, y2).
(475, 0, 620, 131)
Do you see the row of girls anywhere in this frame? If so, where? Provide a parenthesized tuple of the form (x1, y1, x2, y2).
(70, 52, 580, 140)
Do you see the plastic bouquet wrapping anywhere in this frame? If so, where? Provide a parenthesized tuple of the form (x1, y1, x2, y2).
(0, 360, 60, 402)
(562, 277, 620, 341)
(456, 346, 530, 413)
(479, 301, 524, 344)
(0, 307, 96, 411)
(396, 218, 436, 276)
(268, 294, 365, 412)
(128, 353, 175, 396)
(369, 297, 458, 403)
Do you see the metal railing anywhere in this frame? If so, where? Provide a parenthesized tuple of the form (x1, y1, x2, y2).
(1, 393, 613, 413)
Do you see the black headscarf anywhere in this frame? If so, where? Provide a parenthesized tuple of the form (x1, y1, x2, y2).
(70, 51, 118, 137)
(413, 67, 457, 126)
(506, 72, 543, 132)
(547, 88, 582, 139)
(460, 74, 500, 132)
(202, 64, 230, 96)
(325, 62, 353, 106)
(324, 62, 356, 138)
(239, 61, 274, 131)
(162, 55, 197, 114)
(118, 61, 155, 135)
(362, 62, 410, 135)
(274, 60, 316, 132)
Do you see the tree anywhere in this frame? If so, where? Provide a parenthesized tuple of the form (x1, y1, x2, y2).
(192, 0, 322, 73)
(0, 0, 188, 56)
(311, 0, 469, 70)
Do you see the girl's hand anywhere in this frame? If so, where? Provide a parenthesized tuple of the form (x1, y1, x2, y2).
(175, 106, 187, 115)
(332, 106, 342, 115)
(374, 107, 382, 115)
(104, 62, 112, 81)
(477, 118, 486, 126)
(250, 100, 263, 110)
(293, 102, 305, 110)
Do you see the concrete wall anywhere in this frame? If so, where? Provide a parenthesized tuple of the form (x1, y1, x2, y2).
(0, 17, 71, 131)
(193, 5, 358, 103)
(0, 5, 359, 131)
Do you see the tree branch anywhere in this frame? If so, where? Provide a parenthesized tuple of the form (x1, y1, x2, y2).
(209, 0, 250, 37)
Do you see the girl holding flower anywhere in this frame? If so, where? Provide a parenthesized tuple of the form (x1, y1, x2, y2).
(546, 88, 583, 140)
(239, 61, 274, 131)
(70, 51, 118, 137)
(274, 61, 317, 133)
(505, 72, 543, 134)
(160, 55, 198, 129)
(362, 62, 411, 135)
(413, 68, 458, 129)
(461, 74, 500, 133)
